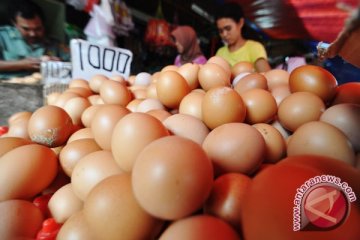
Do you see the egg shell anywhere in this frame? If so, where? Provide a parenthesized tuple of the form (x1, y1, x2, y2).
(240, 88, 277, 124)
(68, 78, 91, 90)
(320, 103, 360, 152)
(28, 105, 73, 147)
(90, 104, 130, 150)
(161, 65, 179, 72)
(202, 87, 246, 129)
(89, 74, 109, 93)
(8, 111, 32, 126)
(48, 183, 83, 224)
(177, 63, 200, 90)
(126, 98, 144, 112)
(146, 83, 158, 99)
(287, 121, 356, 166)
(0, 144, 58, 201)
(179, 90, 205, 120)
(136, 98, 165, 113)
(289, 65, 338, 103)
(271, 84, 291, 106)
(6, 116, 31, 140)
(111, 112, 170, 172)
(63, 96, 91, 126)
(263, 69, 290, 91)
(146, 109, 172, 122)
(80, 104, 101, 128)
(59, 138, 102, 177)
(156, 70, 191, 109)
(278, 91, 326, 132)
(198, 63, 231, 91)
(252, 123, 287, 163)
(83, 174, 164, 240)
(134, 72, 152, 86)
(231, 61, 255, 77)
(67, 127, 93, 143)
(65, 87, 93, 98)
(56, 211, 96, 240)
(202, 122, 265, 176)
(71, 150, 124, 201)
(233, 72, 268, 95)
(207, 56, 232, 79)
(163, 113, 209, 145)
(53, 92, 80, 108)
(0, 199, 44, 239)
(159, 215, 240, 240)
(203, 173, 252, 233)
(132, 136, 214, 220)
(0, 137, 32, 157)
(331, 82, 360, 105)
(99, 79, 133, 106)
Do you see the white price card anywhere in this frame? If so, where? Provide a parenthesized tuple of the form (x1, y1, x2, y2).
(40, 61, 72, 84)
(70, 39, 133, 80)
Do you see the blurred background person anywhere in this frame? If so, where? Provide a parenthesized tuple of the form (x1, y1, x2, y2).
(170, 25, 207, 66)
(215, 2, 271, 72)
(0, 0, 70, 80)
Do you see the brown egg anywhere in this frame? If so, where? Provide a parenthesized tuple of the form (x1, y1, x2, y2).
(202, 122, 265, 176)
(80, 104, 101, 128)
(67, 127, 93, 143)
(271, 84, 291, 106)
(83, 174, 164, 240)
(0, 144, 58, 201)
(111, 112, 169, 172)
(179, 89, 205, 120)
(71, 150, 124, 201)
(146, 109, 172, 122)
(7, 115, 31, 140)
(8, 111, 32, 126)
(28, 105, 73, 147)
(127, 75, 136, 85)
(90, 104, 130, 150)
(177, 63, 200, 90)
(287, 121, 356, 165)
(241, 88, 277, 124)
(0, 137, 32, 157)
(203, 173, 252, 233)
(207, 56, 232, 79)
(53, 92, 80, 108)
(109, 75, 127, 85)
(87, 94, 104, 105)
(198, 63, 231, 91)
(252, 123, 287, 163)
(0, 200, 44, 239)
(161, 65, 179, 72)
(63, 97, 91, 126)
(57, 211, 96, 240)
(146, 83, 158, 99)
(231, 61, 255, 77)
(59, 138, 102, 177)
(163, 113, 210, 145)
(48, 183, 83, 223)
(69, 78, 91, 90)
(271, 119, 291, 140)
(278, 91, 326, 132)
(231, 72, 251, 87)
(65, 87, 93, 98)
(131, 87, 147, 99)
(159, 215, 240, 240)
(89, 74, 109, 93)
(202, 86, 246, 129)
(233, 72, 268, 95)
(137, 98, 165, 113)
(132, 136, 213, 220)
(46, 92, 61, 105)
(264, 69, 290, 91)
(156, 70, 191, 109)
(126, 98, 144, 112)
(289, 65, 338, 103)
(99, 79, 133, 106)
(320, 103, 360, 152)
(331, 82, 360, 105)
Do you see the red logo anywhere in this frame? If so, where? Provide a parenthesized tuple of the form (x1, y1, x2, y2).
(301, 185, 349, 230)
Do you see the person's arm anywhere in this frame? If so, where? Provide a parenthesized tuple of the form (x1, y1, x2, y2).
(0, 58, 41, 72)
(254, 58, 271, 73)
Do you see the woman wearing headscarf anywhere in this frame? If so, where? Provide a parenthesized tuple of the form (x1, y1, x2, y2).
(171, 25, 207, 66)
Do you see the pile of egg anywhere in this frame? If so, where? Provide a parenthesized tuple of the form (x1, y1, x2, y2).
(0, 56, 359, 240)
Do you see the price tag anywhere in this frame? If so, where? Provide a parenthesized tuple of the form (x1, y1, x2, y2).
(70, 39, 133, 80)
(40, 61, 72, 84)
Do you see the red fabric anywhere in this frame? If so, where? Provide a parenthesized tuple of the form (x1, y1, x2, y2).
(227, 0, 357, 42)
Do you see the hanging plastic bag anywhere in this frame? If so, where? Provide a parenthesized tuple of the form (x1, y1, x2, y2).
(84, 3, 115, 46)
(111, 0, 134, 37)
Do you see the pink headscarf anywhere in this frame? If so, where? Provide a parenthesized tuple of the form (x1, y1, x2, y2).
(171, 26, 204, 65)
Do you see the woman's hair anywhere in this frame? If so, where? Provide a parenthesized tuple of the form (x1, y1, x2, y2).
(215, 2, 244, 22)
(10, 0, 44, 23)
